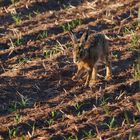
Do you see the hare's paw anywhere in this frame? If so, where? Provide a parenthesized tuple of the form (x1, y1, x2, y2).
(72, 75, 76, 81)
(84, 81, 90, 87)
(89, 79, 100, 86)
(105, 75, 112, 81)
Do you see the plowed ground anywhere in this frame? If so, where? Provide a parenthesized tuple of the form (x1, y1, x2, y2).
(0, 0, 140, 139)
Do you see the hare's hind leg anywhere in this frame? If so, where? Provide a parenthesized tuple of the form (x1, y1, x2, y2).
(105, 55, 112, 80)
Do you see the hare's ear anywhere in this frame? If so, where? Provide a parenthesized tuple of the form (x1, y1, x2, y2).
(69, 31, 77, 45)
(80, 30, 89, 44)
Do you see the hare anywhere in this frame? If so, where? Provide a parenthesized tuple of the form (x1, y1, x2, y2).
(69, 30, 112, 86)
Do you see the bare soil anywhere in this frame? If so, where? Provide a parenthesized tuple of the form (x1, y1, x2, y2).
(0, 0, 140, 140)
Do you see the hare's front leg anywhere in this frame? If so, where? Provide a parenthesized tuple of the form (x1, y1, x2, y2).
(92, 66, 97, 83)
(72, 65, 83, 80)
(85, 69, 92, 86)
(105, 56, 112, 80)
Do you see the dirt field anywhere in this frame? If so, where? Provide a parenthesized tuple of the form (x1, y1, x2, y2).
(0, 0, 140, 139)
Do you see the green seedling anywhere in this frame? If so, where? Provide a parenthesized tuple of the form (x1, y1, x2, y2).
(46, 119, 54, 127)
(65, 43, 72, 48)
(132, 21, 139, 28)
(27, 13, 32, 20)
(74, 102, 87, 117)
(124, 111, 130, 125)
(74, 102, 84, 111)
(133, 116, 139, 125)
(131, 35, 140, 50)
(14, 38, 24, 46)
(61, 19, 82, 32)
(133, 63, 140, 80)
(43, 50, 50, 58)
(44, 41, 71, 58)
(18, 57, 32, 64)
(27, 122, 35, 138)
(37, 31, 48, 39)
(12, 14, 22, 25)
(102, 105, 110, 116)
(123, 22, 139, 35)
(123, 27, 133, 34)
(128, 129, 140, 140)
(61, 113, 65, 121)
(114, 54, 119, 60)
(50, 110, 59, 118)
(8, 127, 18, 139)
(61, 4, 69, 9)
(9, 102, 17, 112)
(76, 102, 91, 116)
(82, 129, 95, 139)
(14, 113, 22, 124)
(77, 112, 81, 117)
(21, 135, 25, 140)
(18, 94, 30, 108)
(44, 46, 61, 58)
(11, 0, 20, 4)
(104, 117, 116, 131)
(33, 9, 40, 16)
(64, 135, 78, 140)
(100, 97, 110, 106)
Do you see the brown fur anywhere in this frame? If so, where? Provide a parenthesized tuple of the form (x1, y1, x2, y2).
(69, 30, 112, 86)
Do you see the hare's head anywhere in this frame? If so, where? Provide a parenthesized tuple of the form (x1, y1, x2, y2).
(69, 31, 89, 63)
